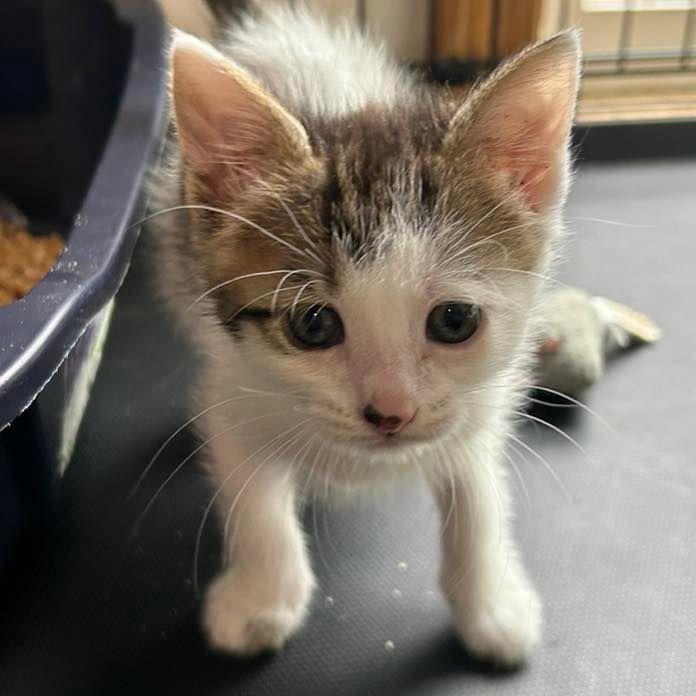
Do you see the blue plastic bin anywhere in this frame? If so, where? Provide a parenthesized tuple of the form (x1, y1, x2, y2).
(0, 0, 167, 571)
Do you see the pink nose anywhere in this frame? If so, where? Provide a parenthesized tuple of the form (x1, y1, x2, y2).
(363, 402, 416, 435)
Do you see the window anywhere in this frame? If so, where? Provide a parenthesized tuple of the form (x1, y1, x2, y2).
(539, 0, 696, 122)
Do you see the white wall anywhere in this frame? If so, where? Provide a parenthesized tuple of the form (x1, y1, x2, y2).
(155, 0, 430, 60)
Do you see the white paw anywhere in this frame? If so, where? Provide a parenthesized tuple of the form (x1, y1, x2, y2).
(448, 575, 542, 667)
(202, 567, 314, 655)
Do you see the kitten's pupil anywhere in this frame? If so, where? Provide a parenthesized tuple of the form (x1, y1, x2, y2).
(443, 305, 465, 331)
(301, 308, 325, 339)
(288, 305, 344, 349)
(427, 303, 481, 344)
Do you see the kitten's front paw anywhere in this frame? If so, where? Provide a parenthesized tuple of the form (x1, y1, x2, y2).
(202, 567, 314, 655)
(448, 575, 542, 667)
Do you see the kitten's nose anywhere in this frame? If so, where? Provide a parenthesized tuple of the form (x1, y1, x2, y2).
(363, 403, 416, 435)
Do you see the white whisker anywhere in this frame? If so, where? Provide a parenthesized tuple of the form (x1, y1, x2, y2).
(226, 284, 305, 324)
(568, 215, 655, 229)
(185, 268, 324, 316)
(129, 393, 285, 498)
(131, 409, 289, 539)
(289, 280, 319, 317)
(513, 410, 594, 465)
(134, 204, 314, 261)
(507, 432, 571, 503)
(221, 427, 311, 561)
(270, 192, 325, 265)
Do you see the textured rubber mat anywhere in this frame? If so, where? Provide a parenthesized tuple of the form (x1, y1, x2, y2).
(1, 159, 694, 695)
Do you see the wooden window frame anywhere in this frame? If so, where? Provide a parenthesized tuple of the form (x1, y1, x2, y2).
(432, 0, 543, 63)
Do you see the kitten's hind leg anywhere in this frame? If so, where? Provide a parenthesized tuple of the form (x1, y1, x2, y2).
(430, 439, 541, 667)
(201, 437, 315, 655)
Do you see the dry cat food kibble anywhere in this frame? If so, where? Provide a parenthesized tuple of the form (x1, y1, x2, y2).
(0, 222, 64, 306)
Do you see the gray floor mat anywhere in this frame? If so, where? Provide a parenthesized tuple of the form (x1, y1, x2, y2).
(0, 158, 693, 695)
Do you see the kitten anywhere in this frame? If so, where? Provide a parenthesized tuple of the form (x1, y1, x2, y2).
(151, 0, 580, 666)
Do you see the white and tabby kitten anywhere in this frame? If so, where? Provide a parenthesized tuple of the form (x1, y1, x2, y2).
(151, 0, 580, 666)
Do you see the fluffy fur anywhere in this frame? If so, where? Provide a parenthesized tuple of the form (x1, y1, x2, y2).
(150, 0, 580, 666)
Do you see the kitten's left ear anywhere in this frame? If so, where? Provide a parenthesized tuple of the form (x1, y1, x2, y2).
(444, 31, 581, 214)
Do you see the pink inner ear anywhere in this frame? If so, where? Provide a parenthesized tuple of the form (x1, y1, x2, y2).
(486, 101, 568, 213)
(445, 32, 579, 214)
(179, 129, 253, 203)
(498, 154, 555, 214)
(176, 99, 267, 202)
(171, 35, 288, 203)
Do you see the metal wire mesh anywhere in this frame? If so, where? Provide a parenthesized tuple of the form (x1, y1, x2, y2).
(560, 0, 696, 74)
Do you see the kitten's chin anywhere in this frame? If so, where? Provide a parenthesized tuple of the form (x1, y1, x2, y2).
(300, 421, 461, 488)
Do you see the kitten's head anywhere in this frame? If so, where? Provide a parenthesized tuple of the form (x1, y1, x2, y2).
(168, 31, 580, 458)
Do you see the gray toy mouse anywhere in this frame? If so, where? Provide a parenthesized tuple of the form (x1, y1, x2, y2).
(534, 286, 661, 397)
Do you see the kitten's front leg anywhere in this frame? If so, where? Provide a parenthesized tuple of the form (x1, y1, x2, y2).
(432, 439, 541, 667)
(202, 440, 314, 655)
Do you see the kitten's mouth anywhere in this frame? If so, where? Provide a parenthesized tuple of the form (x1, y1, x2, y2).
(316, 416, 454, 452)
(356, 424, 450, 450)
(323, 429, 423, 452)
(370, 433, 408, 448)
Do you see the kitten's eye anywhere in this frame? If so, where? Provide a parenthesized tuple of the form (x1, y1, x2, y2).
(427, 303, 481, 344)
(287, 304, 344, 349)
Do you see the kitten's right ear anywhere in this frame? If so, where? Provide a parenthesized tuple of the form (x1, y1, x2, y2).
(443, 31, 581, 215)
(169, 31, 312, 201)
